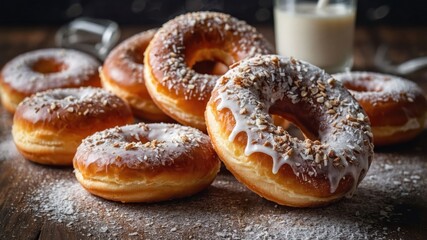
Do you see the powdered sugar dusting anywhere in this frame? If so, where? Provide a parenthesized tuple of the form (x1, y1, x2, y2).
(16, 149, 426, 239)
(0, 108, 18, 161)
(0, 132, 19, 161)
(30, 179, 80, 223)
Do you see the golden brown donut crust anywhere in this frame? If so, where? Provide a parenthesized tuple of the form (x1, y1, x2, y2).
(206, 108, 356, 207)
(205, 55, 374, 207)
(144, 11, 273, 130)
(73, 123, 221, 203)
(12, 87, 133, 166)
(0, 48, 100, 113)
(334, 72, 427, 146)
(100, 30, 172, 122)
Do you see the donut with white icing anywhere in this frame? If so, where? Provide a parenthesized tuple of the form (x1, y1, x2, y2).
(205, 55, 374, 207)
(0, 48, 100, 113)
(334, 72, 427, 146)
(73, 123, 220, 203)
(144, 11, 273, 131)
(100, 29, 172, 122)
(12, 87, 133, 166)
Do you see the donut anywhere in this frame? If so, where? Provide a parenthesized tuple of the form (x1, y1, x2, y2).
(73, 123, 220, 203)
(12, 87, 133, 166)
(334, 72, 427, 146)
(205, 55, 374, 207)
(144, 11, 274, 130)
(0, 48, 100, 113)
(100, 30, 172, 122)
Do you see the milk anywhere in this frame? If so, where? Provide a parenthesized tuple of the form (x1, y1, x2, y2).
(274, 3, 355, 73)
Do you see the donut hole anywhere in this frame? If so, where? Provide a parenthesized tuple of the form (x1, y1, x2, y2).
(269, 100, 321, 141)
(343, 82, 382, 92)
(32, 58, 67, 74)
(192, 60, 229, 75)
(49, 92, 80, 102)
(128, 46, 146, 65)
(272, 115, 313, 141)
(186, 48, 233, 76)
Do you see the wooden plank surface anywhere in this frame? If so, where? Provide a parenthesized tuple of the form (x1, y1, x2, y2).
(0, 26, 426, 240)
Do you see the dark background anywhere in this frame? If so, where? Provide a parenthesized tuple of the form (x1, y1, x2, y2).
(0, 0, 426, 26)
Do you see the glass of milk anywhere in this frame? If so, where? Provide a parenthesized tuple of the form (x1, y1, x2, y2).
(274, 0, 356, 73)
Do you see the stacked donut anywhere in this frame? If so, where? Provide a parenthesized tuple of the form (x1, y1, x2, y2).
(2, 11, 425, 207)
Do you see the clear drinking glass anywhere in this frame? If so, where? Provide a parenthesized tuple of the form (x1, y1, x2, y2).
(274, 0, 356, 73)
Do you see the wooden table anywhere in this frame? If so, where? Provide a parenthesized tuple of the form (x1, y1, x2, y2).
(0, 25, 426, 240)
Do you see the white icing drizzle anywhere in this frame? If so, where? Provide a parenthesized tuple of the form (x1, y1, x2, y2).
(214, 55, 374, 194)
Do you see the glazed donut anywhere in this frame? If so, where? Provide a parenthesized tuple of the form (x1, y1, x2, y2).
(205, 55, 374, 207)
(100, 29, 172, 122)
(144, 11, 273, 130)
(73, 123, 220, 203)
(0, 48, 100, 113)
(334, 72, 427, 146)
(12, 87, 133, 166)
